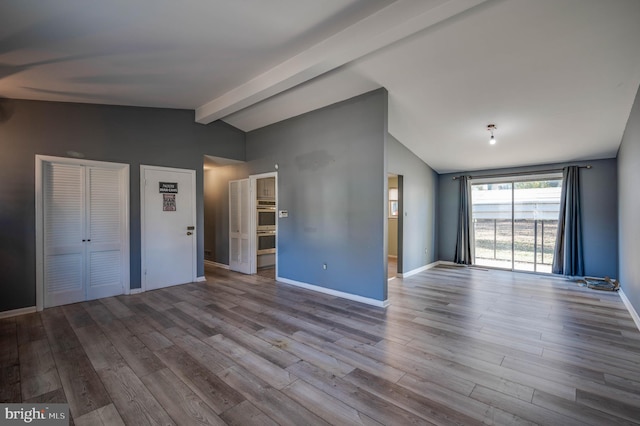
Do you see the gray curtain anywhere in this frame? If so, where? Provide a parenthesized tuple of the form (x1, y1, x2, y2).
(454, 176, 473, 264)
(552, 166, 584, 276)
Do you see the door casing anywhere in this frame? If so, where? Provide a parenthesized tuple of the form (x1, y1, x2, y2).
(250, 172, 278, 275)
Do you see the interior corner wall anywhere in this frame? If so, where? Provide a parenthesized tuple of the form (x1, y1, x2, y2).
(438, 158, 618, 278)
(0, 99, 245, 312)
(203, 163, 249, 265)
(617, 85, 640, 316)
(387, 134, 438, 273)
(245, 89, 388, 302)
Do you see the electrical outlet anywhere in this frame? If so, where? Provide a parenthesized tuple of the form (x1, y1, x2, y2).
(323, 263, 327, 270)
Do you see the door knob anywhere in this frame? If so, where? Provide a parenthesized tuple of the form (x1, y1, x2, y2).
(186, 231, 193, 236)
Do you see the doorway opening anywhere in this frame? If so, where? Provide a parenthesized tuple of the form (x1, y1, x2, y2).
(471, 174, 562, 273)
(202, 155, 246, 274)
(387, 174, 401, 279)
(203, 157, 278, 279)
(251, 173, 277, 280)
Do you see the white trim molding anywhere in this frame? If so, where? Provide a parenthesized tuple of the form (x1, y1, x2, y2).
(398, 260, 444, 278)
(129, 288, 144, 295)
(0, 306, 37, 319)
(276, 276, 389, 308)
(204, 260, 230, 270)
(249, 171, 278, 275)
(619, 289, 640, 332)
(196, 276, 207, 282)
(436, 261, 459, 267)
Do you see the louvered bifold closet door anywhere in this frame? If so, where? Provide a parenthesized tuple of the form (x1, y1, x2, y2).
(86, 167, 124, 300)
(229, 178, 251, 274)
(43, 162, 86, 307)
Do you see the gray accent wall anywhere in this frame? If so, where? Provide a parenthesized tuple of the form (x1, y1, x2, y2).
(617, 86, 640, 316)
(245, 89, 389, 302)
(387, 134, 438, 274)
(0, 99, 244, 312)
(438, 158, 618, 278)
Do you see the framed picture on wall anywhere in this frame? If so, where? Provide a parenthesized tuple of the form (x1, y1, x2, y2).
(389, 200, 398, 217)
(389, 187, 398, 218)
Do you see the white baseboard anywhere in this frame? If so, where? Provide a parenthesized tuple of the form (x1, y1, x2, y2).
(129, 288, 144, 295)
(619, 288, 640, 332)
(204, 260, 229, 270)
(276, 276, 390, 308)
(398, 260, 442, 278)
(436, 260, 458, 267)
(196, 276, 206, 282)
(0, 306, 37, 319)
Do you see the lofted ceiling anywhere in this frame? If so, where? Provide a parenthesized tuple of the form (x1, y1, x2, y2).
(1, 0, 639, 173)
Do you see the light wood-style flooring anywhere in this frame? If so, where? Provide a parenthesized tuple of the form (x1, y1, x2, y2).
(388, 257, 397, 279)
(2, 265, 640, 425)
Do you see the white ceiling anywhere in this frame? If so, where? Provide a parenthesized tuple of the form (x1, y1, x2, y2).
(2, 0, 640, 173)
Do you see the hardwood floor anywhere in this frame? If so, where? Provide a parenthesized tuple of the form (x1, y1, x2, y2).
(2, 265, 640, 425)
(388, 257, 397, 279)
(256, 267, 276, 280)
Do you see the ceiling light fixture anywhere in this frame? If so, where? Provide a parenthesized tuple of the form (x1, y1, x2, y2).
(487, 124, 497, 145)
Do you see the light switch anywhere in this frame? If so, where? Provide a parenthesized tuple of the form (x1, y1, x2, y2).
(279, 210, 288, 218)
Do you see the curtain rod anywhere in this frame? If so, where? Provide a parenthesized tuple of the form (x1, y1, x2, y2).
(452, 165, 592, 180)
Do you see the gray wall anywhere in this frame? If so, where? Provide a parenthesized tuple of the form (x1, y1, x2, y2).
(618, 86, 640, 316)
(387, 134, 438, 274)
(203, 163, 248, 265)
(0, 99, 244, 312)
(438, 158, 619, 278)
(245, 89, 388, 301)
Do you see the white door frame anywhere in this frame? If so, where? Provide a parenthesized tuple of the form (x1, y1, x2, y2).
(35, 155, 130, 311)
(250, 172, 278, 275)
(140, 165, 197, 292)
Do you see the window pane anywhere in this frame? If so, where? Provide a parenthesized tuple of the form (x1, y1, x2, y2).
(513, 179, 561, 272)
(472, 182, 513, 269)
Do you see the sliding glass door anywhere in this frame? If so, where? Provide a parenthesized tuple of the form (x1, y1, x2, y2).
(471, 176, 562, 273)
(472, 182, 513, 270)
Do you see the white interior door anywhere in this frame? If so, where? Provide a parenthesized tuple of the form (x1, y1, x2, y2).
(43, 162, 86, 307)
(142, 166, 196, 290)
(229, 178, 251, 274)
(86, 167, 127, 300)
